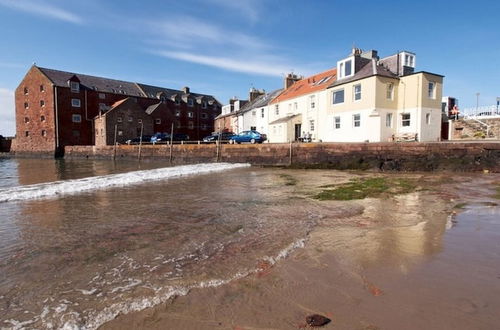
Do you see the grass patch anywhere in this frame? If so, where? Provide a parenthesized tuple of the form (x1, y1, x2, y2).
(315, 177, 418, 201)
(279, 174, 298, 186)
(493, 185, 500, 199)
(453, 202, 468, 209)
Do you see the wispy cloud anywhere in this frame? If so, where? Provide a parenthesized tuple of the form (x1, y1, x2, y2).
(0, 88, 15, 136)
(206, 0, 261, 23)
(0, 0, 83, 24)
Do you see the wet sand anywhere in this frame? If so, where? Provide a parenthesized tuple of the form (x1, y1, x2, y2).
(101, 172, 500, 330)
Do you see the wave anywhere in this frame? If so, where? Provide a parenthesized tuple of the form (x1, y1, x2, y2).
(0, 163, 250, 203)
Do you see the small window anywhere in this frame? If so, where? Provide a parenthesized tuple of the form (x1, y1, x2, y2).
(24, 87, 28, 95)
(40, 100, 45, 107)
(41, 130, 47, 137)
(334, 116, 340, 129)
(201, 113, 208, 119)
(99, 93, 106, 99)
(175, 98, 180, 105)
(24, 117, 29, 123)
(117, 130, 123, 136)
(426, 113, 431, 125)
(386, 113, 392, 127)
(70, 81, 80, 93)
(428, 82, 436, 99)
(40, 85, 45, 92)
(117, 117, 123, 123)
(345, 60, 352, 76)
(333, 89, 344, 104)
(72, 114, 82, 123)
(138, 119, 142, 124)
(155, 118, 161, 124)
(188, 112, 194, 118)
(386, 83, 394, 100)
(275, 104, 279, 115)
(251, 111, 256, 116)
(201, 124, 208, 130)
(402, 113, 411, 127)
(175, 110, 181, 117)
(310, 120, 315, 132)
(128, 117, 133, 122)
(71, 99, 81, 107)
(25, 131, 29, 137)
(41, 115, 45, 122)
(24, 102, 29, 109)
(353, 114, 361, 127)
(353, 84, 361, 101)
(261, 108, 265, 118)
(202, 101, 207, 109)
(250, 126, 256, 131)
(310, 95, 316, 109)
(188, 99, 194, 107)
(188, 121, 194, 129)
(294, 102, 298, 110)
(99, 103, 106, 110)
(176, 121, 181, 128)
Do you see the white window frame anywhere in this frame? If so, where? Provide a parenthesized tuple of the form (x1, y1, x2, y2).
(72, 114, 82, 123)
(353, 114, 361, 127)
(71, 99, 81, 108)
(386, 113, 393, 128)
(386, 83, 394, 100)
(332, 89, 344, 105)
(187, 112, 194, 118)
(353, 84, 361, 101)
(334, 116, 341, 129)
(428, 82, 436, 99)
(337, 56, 354, 79)
(402, 113, 411, 127)
(70, 81, 80, 93)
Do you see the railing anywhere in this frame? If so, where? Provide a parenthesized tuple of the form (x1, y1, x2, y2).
(461, 105, 500, 118)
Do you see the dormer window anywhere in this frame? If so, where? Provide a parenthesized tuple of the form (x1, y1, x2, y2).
(70, 81, 80, 93)
(337, 57, 354, 79)
(187, 98, 194, 107)
(401, 52, 416, 68)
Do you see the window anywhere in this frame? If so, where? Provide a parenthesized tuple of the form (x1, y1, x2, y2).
(338, 58, 354, 79)
(334, 116, 341, 129)
(40, 100, 45, 107)
(99, 93, 106, 99)
(99, 103, 106, 110)
(40, 85, 45, 92)
(202, 101, 207, 109)
(201, 124, 208, 130)
(117, 130, 123, 136)
(24, 102, 29, 109)
(386, 83, 394, 100)
(188, 98, 194, 107)
(251, 111, 256, 117)
(24, 117, 29, 123)
(24, 87, 28, 95)
(353, 84, 361, 101)
(294, 102, 298, 110)
(345, 60, 352, 76)
(402, 113, 411, 127)
(428, 82, 436, 99)
(176, 121, 181, 128)
(72, 130, 80, 137)
(42, 130, 47, 137)
(310, 95, 316, 109)
(128, 117, 133, 122)
(426, 113, 431, 125)
(175, 110, 181, 117)
(71, 99, 81, 107)
(353, 114, 361, 127)
(188, 121, 194, 129)
(155, 118, 161, 124)
(72, 114, 82, 123)
(175, 98, 180, 105)
(275, 104, 279, 115)
(188, 112, 194, 118)
(117, 117, 123, 123)
(386, 113, 392, 127)
(333, 89, 344, 104)
(261, 108, 265, 118)
(404, 54, 415, 67)
(201, 112, 208, 119)
(70, 81, 80, 93)
(41, 115, 45, 122)
(310, 120, 315, 132)
(25, 131, 29, 137)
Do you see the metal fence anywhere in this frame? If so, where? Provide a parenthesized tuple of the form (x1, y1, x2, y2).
(461, 105, 500, 118)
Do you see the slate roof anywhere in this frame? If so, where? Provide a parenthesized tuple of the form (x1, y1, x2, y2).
(270, 68, 337, 104)
(37, 67, 146, 97)
(328, 59, 398, 88)
(136, 83, 220, 104)
(238, 88, 284, 114)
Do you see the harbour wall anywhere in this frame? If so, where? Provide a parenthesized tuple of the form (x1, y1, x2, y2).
(63, 142, 500, 172)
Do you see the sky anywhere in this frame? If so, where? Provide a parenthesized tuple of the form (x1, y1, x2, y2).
(0, 0, 499, 136)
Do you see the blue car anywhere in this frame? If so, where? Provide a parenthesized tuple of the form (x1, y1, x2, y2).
(150, 133, 170, 143)
(229, 130, 267, 144)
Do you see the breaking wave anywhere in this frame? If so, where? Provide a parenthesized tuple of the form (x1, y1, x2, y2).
(0, 163, 250, 203)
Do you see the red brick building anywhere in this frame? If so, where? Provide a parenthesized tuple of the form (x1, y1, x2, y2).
(12, 65, 221, 155)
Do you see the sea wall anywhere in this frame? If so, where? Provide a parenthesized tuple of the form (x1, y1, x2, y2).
(64, 142, 500, 172)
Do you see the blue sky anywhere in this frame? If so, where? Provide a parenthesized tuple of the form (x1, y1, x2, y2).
(0, 0, 499, 136)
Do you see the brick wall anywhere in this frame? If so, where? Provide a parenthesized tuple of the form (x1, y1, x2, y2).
(65, 142, 500, 172)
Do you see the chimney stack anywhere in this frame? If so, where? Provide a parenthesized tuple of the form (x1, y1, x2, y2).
(182, 86, 190, 94)
(284, 73, 301, 89)
(249, 87, 265, 102)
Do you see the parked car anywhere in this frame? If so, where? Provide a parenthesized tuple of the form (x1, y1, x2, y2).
(172, 133, 189, 141)
(150, 133, 170, 143)
(125, 135, 152, 145)
(229, 130, 267, 144)
(203, 132, 235, 143)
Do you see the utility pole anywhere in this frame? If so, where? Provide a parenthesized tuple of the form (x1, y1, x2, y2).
(169, 123, 174, 164)
(113, 124, 118, 160)
(476, 92, 480, 116)
(138, 122, 144, 161)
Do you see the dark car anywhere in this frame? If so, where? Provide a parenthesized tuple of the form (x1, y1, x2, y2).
(172, 133, 189, 141)
(229, 130, 267, 144)
(125, 135, 152, 145)
(203, 132, 235, 143)
(150, 133, 170, 143)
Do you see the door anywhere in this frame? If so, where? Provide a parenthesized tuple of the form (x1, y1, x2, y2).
(294, 124, 301, 141)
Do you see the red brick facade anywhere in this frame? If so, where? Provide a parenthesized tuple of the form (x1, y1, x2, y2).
(12, 66, 221, 155)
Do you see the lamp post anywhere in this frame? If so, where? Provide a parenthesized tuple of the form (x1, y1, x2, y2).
(496, 97, 500, 115)
(476, 92, 480, 116)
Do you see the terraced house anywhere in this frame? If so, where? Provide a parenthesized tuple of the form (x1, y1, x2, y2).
(12, 66, 221, 155)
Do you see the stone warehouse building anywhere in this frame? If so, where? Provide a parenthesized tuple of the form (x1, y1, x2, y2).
(12, 65, 221, 155)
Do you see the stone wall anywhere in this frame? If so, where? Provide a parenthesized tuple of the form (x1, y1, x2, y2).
(64, 142, 500, 172)
(451, 118, 500, 140)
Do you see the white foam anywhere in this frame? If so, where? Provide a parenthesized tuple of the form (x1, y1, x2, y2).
(0, 163, 250, 203)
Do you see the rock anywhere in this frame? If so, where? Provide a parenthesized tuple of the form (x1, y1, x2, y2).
(306, 314, 331, 327)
